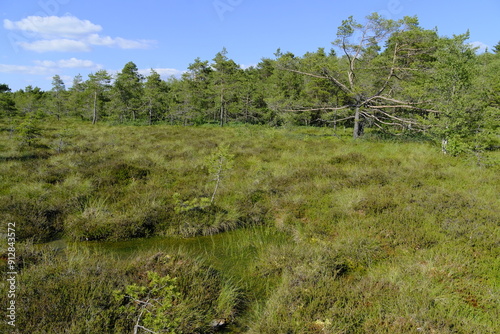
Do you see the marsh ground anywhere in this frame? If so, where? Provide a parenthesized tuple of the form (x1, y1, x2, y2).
(1, 120, 499, 333)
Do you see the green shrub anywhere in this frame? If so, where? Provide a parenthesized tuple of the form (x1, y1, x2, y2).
(115, 271, 181, 334)
(15, 118, 42, 148)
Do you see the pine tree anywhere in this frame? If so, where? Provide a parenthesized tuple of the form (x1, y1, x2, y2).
(50, 75, 66, 119)
(211, 48, 241, 126)
(67, 74, 86, 118)
(144, 69, 169, 125)
(13, 85, 45, 116)
(85, 70, 112, 124)
(426, 32, 480, 154)
(0, 84, 16, 117)
(179, 57, 213, 124)
(281, 14, 440, 137)
(113, 61, 144, 122)
(493, 41, 500, 54)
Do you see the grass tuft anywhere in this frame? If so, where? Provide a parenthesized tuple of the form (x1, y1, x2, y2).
(0, 120, 498, 333)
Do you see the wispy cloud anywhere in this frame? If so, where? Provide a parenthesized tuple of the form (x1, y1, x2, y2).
(3, 16, 102, 39)
(3, 15, 156, 52)
(0, 58, 101, 75)
(18, 39, 91, 52)
(34, 57, 100, 69)
(85, 34, 155, 49)
(470, 41, 490, 53)
(0, 64, 52, 75)
(138, 68, 185, 78)
(240, 63, 257, 70)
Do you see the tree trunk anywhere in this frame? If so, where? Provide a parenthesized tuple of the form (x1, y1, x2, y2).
(353, 106, 361, 138)
(92, 91, 97, 125)
(441, 138, 448, 154)
(148, 100, 152, 126)
(219, 93, 224, 127)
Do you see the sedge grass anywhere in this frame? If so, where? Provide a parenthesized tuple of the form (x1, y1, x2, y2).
(0, 119, 498, 332)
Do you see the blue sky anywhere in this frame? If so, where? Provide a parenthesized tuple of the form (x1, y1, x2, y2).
(1, 0, 498, 90)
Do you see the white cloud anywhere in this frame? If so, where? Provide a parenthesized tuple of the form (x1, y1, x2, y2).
(43, 74, 73, 87)
(0, 58, 101, 75)
(57, 58, 99, 68)
(31, 60, 57, 67)
(240, 63, 257, 69)
(85, 34, 155, 49)
(18, 39, 91, 52)
(139, 68, 184, 78)
(59, 75, 73, 82)
(85, 33, 115, 47)
(114, 38, 156, 49)
(0, 64, 51, 75)
(33, 58, 100, 69)
(3, 15, 156, 52)
(3, 16, 102, 39)
(470, 41, 489, 53)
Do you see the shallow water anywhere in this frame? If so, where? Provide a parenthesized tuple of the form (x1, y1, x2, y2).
(41, 226, 290, 333)
(46, 225, 290, 276)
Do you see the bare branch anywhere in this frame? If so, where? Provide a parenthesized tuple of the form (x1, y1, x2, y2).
(363, 95, 441, 113)
(363, 108, 432, 132)
(284, 68, 352, 95)
(320, 115, 356, 123)
(129, 297, 155, 307)
(342, 38, 353, 73)
(367, 108, 419, 125)
(360, 111, 406, 127)
(351, 26, 370, 71)
(364, 109, 431, 132)
(371, 42, 399, 98)
(283, 105, 351, 112)
(326, 116, 354, 123)
(370, 104, 441, 113)
(133, 297, 156, 334)
(135, 325, 158, 334)
(365, 95, 414, 105)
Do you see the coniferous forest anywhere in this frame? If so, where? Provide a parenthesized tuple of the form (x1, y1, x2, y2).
(1, 15, 499, 153)
(0, 14, 499, 333)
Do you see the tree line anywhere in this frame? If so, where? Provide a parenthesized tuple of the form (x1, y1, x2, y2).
(1, 14, 499, 154)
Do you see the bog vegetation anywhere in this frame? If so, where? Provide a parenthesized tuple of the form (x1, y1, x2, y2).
(0, 13, 499, 334)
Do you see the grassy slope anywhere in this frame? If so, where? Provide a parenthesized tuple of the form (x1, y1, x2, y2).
(0, 119, 499, 333)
